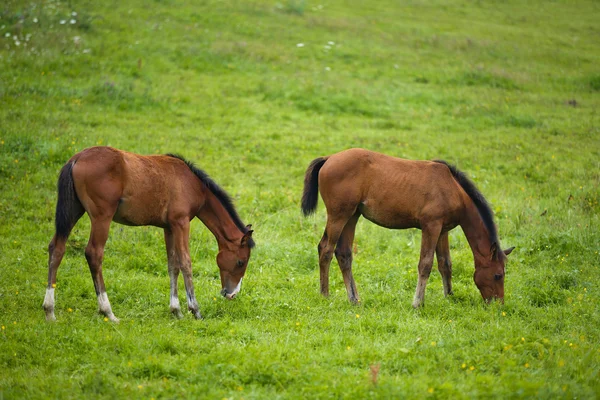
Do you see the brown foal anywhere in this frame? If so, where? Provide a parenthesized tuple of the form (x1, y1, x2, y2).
(301, 148, 514, 307)
(44, 146, 254, 322)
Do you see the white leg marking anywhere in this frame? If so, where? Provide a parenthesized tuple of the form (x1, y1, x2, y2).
(412, 278, 427, 308)
(169, 269, 183, 318)
(43, 288, 56, 321)
(97, 292, 119, 322)
(170, 293, 181, 313)
(43, 288, 55, 308)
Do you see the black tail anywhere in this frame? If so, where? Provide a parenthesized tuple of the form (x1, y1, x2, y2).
(434, 160, 499, 245)
(301, 157, 328, 216)
(55, 162, 84, 239)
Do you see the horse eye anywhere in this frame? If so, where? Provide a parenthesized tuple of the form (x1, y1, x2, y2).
(236, 260, 244, 268)
(494, 274, 503, 281)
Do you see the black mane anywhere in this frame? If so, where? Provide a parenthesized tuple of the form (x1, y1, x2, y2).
(167, 153, 255, 248)
(434, 160, 499, 246)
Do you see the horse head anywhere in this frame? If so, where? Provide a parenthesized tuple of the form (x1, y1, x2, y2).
(217, 227, 254, 299)
(473, 243, 515, 303)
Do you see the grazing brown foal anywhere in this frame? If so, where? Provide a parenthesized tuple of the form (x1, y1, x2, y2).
(302, 148, 513, 307)
(44, 146, 254, 322)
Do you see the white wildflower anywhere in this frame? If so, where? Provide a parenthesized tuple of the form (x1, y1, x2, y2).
(324, 45, 331, 50)
(60, 20, 66, 24)
(325, 66, 331, 71)
(33, 17, 38, 23)
(15, 40, 20, 46)
(296, 43, 304, 47)
(72, 12, 77, 16)
(83, 48, 91, 53)
(328, 41, 335, 45)
(4, 32, 10, 38)
(73, 36, 81, 44)
(70, 19, 76, 24)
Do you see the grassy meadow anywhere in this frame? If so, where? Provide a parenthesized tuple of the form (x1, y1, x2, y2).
(1, 0, 599, 398)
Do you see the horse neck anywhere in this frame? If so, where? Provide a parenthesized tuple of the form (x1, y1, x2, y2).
(459, 196, 493, 262)
(196, 189, 243, 250)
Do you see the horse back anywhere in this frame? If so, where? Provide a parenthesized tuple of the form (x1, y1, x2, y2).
(71, 147, 204, 227)
(318, 148, 465, 230)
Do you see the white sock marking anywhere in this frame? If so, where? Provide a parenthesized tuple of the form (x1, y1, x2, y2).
(43, 288, 55, 309)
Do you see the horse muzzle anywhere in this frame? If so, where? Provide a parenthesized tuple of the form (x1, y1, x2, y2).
(485, 296, 504, 304)
(221, 278, 242, 300)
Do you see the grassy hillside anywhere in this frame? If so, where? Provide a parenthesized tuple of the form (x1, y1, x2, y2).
(1, 0, 599, 398)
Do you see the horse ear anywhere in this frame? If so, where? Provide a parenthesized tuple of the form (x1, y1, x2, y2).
(503, 246, 515, 256)
(241, 229, 254, 247)
(490, 242, 499, 261)
(246, 224, 252, 230)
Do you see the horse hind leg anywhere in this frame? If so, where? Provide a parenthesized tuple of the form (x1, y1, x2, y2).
(412, 222, 443, 308)
(335, 212, 361, 304)
(44, 235, 67, 321)
(318, 215, 350, 298)
(45, 162, 85, 321)
(317, 230, 331, 296)
(44, 210, 84, 321)
(86, 216, 119, 322)
(436, 232, 453, 297)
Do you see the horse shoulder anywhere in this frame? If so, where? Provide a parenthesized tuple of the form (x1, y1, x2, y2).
(164, 158, 207, 213)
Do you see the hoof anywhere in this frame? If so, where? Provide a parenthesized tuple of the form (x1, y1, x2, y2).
(412, 301, 423, 308)
(189, 307, 202, 319)
(45, 313, 56, 322)
(101, 311, 120, 323)
(107, 315, 120, 323)
(171, 308, 184, 319)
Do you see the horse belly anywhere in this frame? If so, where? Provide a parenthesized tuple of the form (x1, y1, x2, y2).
(359, 202, 419, 230)
(113, 194, 168, 227)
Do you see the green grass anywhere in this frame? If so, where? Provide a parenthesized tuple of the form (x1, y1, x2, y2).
(1, 0, 599, 398)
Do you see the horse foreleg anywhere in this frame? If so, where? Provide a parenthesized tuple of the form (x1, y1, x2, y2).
(43, 235, 67, 321)
(86, 217, 119, 322)
(164, 229, 184, 319)
(181, 256, 201, 320)
(169, 219, 201, 319)
(412, 223, 443, 308)
(335, 213, 361, 304)
(436, 231, 453, 297)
